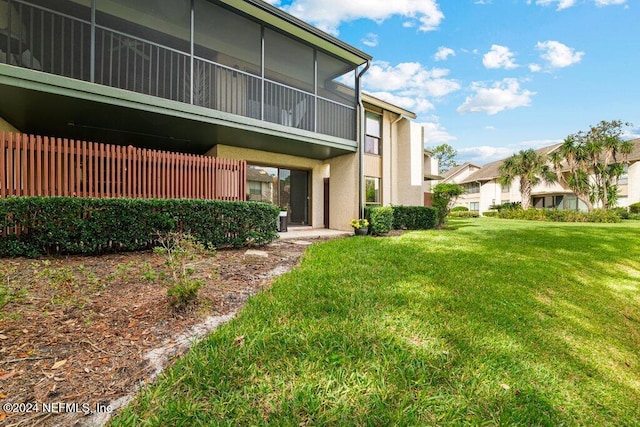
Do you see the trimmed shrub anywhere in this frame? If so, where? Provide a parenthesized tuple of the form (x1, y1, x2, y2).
(451, 206, 469, 212)
(367, 206, 394, 235)
(0, 197, 279, 257)
(585, 209, 622, 223)
(449, 211, 479, 218)
(629, 202, 640, 214)
(482, 211, 498, 217)
(494, 207, 621, 223)
(489, 202, 522, 212)
(612, 207, 630, 220)
(392, 206, 438, 230)
(629, 213, 640, 221)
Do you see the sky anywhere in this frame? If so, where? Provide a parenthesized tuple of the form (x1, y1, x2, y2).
(264, 0, 639, 165)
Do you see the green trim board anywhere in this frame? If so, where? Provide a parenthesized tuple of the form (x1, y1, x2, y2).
(0, 65, 357, 159)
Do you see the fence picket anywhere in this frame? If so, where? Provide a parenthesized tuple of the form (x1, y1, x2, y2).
(0, 132, 245, 201)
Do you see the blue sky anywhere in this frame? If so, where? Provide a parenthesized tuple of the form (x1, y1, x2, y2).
(265, 0, 639, 165)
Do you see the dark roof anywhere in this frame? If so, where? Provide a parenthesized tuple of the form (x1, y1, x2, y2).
(627, 138, 640, 161)
(441, 162, 478, 180)
(460, 143, 562, 184)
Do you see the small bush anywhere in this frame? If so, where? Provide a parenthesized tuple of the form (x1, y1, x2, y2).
(367, 206, 394, 235)
(629, 213, 640, 221)
(612, 207, 630, 219)
(449, 211, 479, 218)
(393, 206, 438, 230)
(482, 211, 498, 217)
(154, 233, 213, 310)
(451, 206, 469, 212)
(628, 202, 640, 214)
(585, 209, 622, 223)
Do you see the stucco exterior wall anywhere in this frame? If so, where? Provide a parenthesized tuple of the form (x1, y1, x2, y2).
(393, 119, 423, 206)
(326, 153, 359, 231)
(207, 144, 328, 229)
(627, 160, 640, 204)
(0, 116, 19, 133)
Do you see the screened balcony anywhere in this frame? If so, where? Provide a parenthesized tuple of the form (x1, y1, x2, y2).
(0, 0, 360, 141)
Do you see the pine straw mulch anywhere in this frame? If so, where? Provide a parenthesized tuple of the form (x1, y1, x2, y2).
(0, 238, 320, 427)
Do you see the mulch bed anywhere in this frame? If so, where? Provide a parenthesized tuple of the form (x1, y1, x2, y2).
(0, 239, 315, 427)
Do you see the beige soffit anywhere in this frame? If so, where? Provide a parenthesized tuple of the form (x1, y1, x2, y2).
(362, 93, 417, 119)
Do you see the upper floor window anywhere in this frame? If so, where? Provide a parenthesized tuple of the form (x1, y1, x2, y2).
(464, 182, 480, 194)
(501, 183, 510, 193)
(365, 112, 381, 155)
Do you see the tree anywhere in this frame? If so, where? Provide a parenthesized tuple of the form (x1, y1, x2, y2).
(499, 149, 557, 210)
(549, 120, 633, 211)
(432, 183, 465, 228)
(429, 144, 458, 173)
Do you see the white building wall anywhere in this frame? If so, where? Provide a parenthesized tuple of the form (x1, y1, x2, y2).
(627, 161, 640, 205)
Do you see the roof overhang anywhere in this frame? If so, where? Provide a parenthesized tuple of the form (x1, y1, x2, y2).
(362, 93, 417, 119)
(424, 174, 443, 181)
(0, 65, 357, 159)
(222, 0, 371, 66)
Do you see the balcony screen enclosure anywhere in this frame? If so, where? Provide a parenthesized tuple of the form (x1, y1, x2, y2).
(0, 0, 359, 140)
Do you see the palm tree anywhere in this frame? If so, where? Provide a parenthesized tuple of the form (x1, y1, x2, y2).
(550, 120, 633, 210)
(499, 149, 557, 210)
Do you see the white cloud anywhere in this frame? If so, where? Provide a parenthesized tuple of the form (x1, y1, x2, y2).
(482, 45, 518, 69)
(362, 33, 378, 47)
(421, 117, 457, 145)
(368, 91, 435, 114)
(528, 63, 542, 72)
(279, 0, 444, 35)
(434, 47, 455, 62)
(528, 0, 625, 9)
(536, 40, 584, 68)
(595, 0, 626, 5)
(364, 61, 461, 97)
(458, 146, 516, 164)
(362, 61, 461, 114)
(485, 126, 496, 131)
(457, 78, 535, 115)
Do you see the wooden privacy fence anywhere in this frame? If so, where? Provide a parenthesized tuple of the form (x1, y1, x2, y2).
(0, 132, 246, 200)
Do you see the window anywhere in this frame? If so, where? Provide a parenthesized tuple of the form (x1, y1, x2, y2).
(469, 202, 479, 212)
(502, 184, 510, 193)
(365, 177, 381, 205)
(464, 182, 480, 194)
(248, 181, 262, 196)
(365, 112, 381, 155)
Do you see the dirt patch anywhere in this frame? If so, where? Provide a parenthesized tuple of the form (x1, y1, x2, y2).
(0, 238, 320, 426)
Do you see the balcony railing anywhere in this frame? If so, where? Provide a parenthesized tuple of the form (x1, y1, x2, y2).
(1, 0, 357, 141)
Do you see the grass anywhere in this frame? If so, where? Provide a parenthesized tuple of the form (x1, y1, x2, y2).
(111, 218, 640, 426)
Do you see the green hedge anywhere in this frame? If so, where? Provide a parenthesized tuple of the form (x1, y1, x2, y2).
(366, 206, 394, 235)
(392, 206, 438, 230)
(494, 208, 621, 223)
(449, 211, 479, 218)
(451, 206, 469, 212)
(0, 197, 279, 257)
(629, 202, 640, 214)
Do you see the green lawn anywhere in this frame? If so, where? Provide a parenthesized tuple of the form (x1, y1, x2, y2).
(112, 218, 640, 426)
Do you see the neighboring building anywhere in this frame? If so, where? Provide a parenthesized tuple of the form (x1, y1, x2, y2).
(444, 140, 640, 213)
(0, 0, 433, 230)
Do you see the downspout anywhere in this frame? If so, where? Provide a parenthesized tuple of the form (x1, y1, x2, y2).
(389, 114, 403, 204)
(356, 60, 371, 218)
